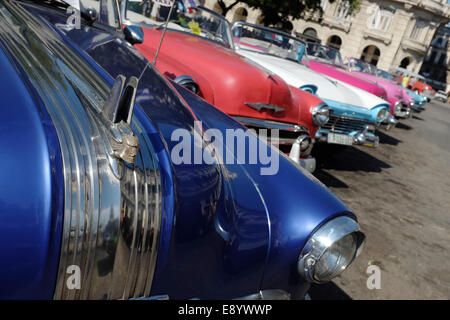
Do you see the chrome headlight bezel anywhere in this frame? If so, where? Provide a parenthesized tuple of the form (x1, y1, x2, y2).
(394, 101, 402, 115)
(376, 108, 387, 121)
(372, 105, 389, 122)
(312, 103, 330, 127)
(297, 216, 366, 284)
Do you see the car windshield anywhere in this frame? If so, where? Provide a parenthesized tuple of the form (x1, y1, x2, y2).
(306, 42, 344, 67)
(231, 23, 307, 62)
(124, 2, 234, 49)
(349, 59, 370, 72)
(348, 58, 379, 76)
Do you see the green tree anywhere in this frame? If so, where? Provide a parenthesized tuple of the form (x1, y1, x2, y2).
(216, 0, 361, 27)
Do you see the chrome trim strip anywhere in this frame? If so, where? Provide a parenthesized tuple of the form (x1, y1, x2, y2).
(232, 116, 310, 134)
(0, 2, 162, 300)
(298, 216, 365, 284)
(232, 21, 305, 46)
(245, 102, 285, 113)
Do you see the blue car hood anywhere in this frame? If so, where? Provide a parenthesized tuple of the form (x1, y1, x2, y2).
(14, 2, 353, 299)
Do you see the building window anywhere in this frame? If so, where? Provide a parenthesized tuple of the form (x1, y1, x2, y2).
(320, 0, 329, 12)
(400, 57, 411, 69)
(303, 28, 318, 39)
(232, 7, 248, 23)
(329, 0, 351, 21)
(370, 7, 395, 32)
(410, 20, 426, 41)
(438, 54, 446, 66)
(336, 1, 350, 20)
(427, 51, 437, 63)
(361, 45, 381, 66)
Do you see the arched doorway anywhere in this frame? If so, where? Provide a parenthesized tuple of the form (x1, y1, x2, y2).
(232, 7, 248, 23)
(400, 57, 411, 69)
(283, 21, 294, 33)
(303, 28, 318, 39)
(361, 45, 381, 66)
(255, 14, 264, 25)
(212, 1, 222, 14)
(327, 35, 342, 50)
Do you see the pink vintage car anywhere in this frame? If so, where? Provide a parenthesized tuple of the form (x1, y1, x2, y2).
(304, 43, 398, 128)
(346, 58, 414, 119)
(305, 43, 387, 99)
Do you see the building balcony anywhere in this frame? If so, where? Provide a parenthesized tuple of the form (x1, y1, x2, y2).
(363, 29, 393, 45)
(404, 0, 450, 18)
(401, 38, 428, 53)
(322, 15, 352, 33)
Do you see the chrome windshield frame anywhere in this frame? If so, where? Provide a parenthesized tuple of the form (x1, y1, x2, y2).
(306, 42, 345, 68)
(231, 21, 308, 63)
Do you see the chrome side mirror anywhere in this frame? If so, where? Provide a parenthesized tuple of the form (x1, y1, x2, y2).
(124, 25, 144, 44)
(85, 7, 98, 23)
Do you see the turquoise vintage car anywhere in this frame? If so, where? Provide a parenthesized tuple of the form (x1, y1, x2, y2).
(407, 89, 427, 111)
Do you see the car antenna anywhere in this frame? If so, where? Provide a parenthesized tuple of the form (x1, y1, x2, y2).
(138, 0, 176, 82)
(153, 0, 177, 66)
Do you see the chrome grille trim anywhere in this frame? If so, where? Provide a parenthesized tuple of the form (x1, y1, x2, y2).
(0, 1, 162, 300)
(321, 115, 373, 134)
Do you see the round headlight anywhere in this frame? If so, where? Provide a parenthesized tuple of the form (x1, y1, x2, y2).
(312, 103, 330, 127)
(377, 108, 387, 121)
(299, 135, 312, 152)
(297, 216, 365, 284)
(394, 102, 402, 114)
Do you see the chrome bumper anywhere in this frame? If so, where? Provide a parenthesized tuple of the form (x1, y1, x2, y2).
(287, 135, 316, 173)
(315, 129, 379, 148)
(298, 156, 317, 173)
(393, 102, 411, 119)
(383, 114, 399, 130)
(289, 143, 316, 173)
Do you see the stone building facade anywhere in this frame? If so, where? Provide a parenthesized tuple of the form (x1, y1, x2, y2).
(203, 0, 450, 76)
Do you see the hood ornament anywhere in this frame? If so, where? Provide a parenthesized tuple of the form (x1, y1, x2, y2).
(102, 75, 140, 164)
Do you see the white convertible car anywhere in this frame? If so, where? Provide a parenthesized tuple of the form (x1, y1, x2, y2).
(231, 21, 393, 148)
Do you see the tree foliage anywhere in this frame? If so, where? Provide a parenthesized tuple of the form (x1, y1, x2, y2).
(216, 0, 362, 27)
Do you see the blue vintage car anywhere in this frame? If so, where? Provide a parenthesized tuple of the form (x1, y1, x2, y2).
(0, 0, 365, 300)
(406, 89, 427, 111)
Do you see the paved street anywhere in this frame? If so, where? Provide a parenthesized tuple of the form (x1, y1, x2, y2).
(310, 100, 450, 300)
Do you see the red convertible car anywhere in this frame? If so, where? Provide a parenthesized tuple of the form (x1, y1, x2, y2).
(120, 3, 329, 172)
